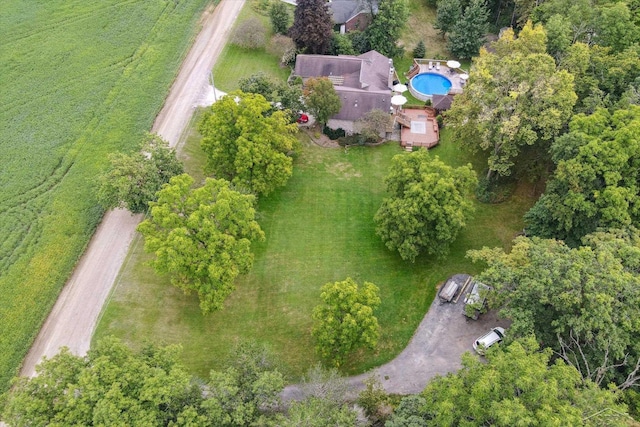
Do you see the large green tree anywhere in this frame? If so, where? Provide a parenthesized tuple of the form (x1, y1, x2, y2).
(525, 106, 640, 245)
(302, 77, 341, 127)
(312, 278, 381, 367)
(433, 0, 462, 39)
(97, 133, 183, 213)
(289, 0, 333, 54)
(468, 231, 640, 389)
(137, 174, 265, 314)
(447, 0, 489, 59)
(447, 22, 576, 180)
(2, 337, 203, 426)
(199, 91, 299, 196)
(202, 342, 284, 426)
(374, 150, 477, 262)
(269, 1, 290, 35)
(386, 339, 631, 426)
(365, 0, 409, 58)
(238, 72, 303, 115)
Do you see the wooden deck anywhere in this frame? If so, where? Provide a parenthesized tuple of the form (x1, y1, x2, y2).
(396, 107, 439, 149)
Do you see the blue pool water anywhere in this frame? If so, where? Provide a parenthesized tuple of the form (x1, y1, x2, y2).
(411, 73, 452, 96)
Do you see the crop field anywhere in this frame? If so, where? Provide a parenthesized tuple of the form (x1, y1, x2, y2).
(0, 0, 211, 391)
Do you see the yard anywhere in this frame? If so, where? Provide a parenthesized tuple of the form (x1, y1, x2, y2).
(95, 127, 534, 380)
(94, 0, 534, 382)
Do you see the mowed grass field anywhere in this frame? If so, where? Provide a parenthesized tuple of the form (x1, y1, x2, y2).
(0, 0, 211, 391)
(95, 129, 534, 381)
(95, 0, 534, 381)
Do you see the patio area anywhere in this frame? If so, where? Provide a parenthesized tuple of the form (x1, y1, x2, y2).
(406, 58, 467, 101)
(395, 106, 439, 150)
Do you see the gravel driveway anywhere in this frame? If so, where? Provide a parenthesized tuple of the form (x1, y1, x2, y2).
(283, 275, 510, 399)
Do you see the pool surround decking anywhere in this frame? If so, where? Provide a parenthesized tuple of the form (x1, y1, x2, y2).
(408, 60, 466, 101)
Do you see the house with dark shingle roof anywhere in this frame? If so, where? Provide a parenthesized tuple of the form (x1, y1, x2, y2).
(294, 50, 394, 131)
(329, 0, 378, 33)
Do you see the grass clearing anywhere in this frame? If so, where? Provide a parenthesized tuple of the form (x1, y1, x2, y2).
(95, 127, 535, 380)
(400, 1, 449, 59)
(95, 0, 534, 382)
(0, 0, 211, 391)
(212, 3, 291, 91)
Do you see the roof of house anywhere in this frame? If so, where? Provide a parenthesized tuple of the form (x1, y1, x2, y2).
(333, 88, 391, 121)
(294, 50, 393, 121)
(294, 50, 392, 92)
(329, 0, 377, 24)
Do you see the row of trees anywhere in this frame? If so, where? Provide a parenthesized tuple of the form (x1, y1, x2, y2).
(1, 338, 361, 426)
(4, 335, 632, 425)
(441, 4, 640, 417)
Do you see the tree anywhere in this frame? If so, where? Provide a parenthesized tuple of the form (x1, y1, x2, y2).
(269, 1, 290, 35)
(312, 278, 381, 366)
(433, 0, 461, 39)
(447, 22, 576, 180)
(238, 72, 303, 114)
(97, 133, 183, 213)
(374, 150, 477, 262)
(202, 341, 285, 426)
(365, 0, 409, 58)
(2, 337, 204, 426)
(302, 77, 341, 127)
(329, 33, 356, 56)
(525, 106, 640, 245)
(276, 365, 356, 426)
(386, 338, 631, 426)
(289, 0, 333, 54)
(468, 230, 640, 389)
(137, 174, 265, 314)
(447, 0, 489, 59)
(199, 91, 299, 196)
(412, 40, 426, 58)
(356, 108, 391, 143)
(231, 17, 267, 50)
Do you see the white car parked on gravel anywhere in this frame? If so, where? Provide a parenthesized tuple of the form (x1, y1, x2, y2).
(473, 327, 505, 355)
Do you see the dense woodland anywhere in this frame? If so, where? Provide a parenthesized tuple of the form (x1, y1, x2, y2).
(3, 0, 640, 424)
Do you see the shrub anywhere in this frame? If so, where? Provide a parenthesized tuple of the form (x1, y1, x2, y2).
(232, 18, 267, 49)
(268, 34, 297, 65)
(413, 40, 426, 58)
(322, 126, 346, 140)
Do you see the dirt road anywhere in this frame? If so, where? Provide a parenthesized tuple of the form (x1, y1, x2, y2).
(20, 0, 245, 378)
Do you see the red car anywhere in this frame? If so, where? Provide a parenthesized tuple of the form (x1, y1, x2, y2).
(296, 113, 309, 124)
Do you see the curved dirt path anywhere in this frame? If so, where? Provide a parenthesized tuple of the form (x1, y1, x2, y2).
(20, 0, 245, 378)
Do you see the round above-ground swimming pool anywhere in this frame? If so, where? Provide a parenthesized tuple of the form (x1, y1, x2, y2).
(410, 72, 452, 101)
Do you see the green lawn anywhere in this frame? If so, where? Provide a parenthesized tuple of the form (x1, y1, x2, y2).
(0, 0, 210, 391)
(94, 0, 534, 382)
(212, 3, 291, 91)
(95, 128, 534, 381)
